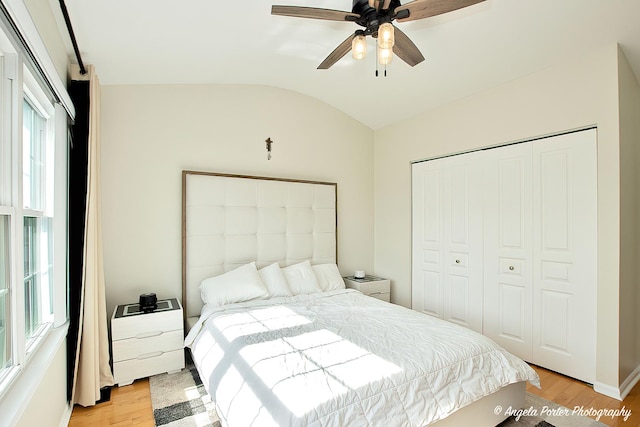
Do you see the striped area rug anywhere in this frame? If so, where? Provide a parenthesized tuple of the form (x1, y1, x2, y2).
(150, 366, 606, 427)
(150, 364, 220, 427)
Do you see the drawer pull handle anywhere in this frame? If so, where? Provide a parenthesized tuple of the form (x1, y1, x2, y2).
(137, 351, 164, 360)
(509, 266, 515, 271)
(455, 259, 461, 264)
(135, 331, 163, 339)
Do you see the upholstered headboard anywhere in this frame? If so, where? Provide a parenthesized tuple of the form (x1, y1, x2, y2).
(182, 171, 337, 319)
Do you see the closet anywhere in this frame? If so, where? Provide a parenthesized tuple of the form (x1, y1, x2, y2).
(411, 129, 597, 383)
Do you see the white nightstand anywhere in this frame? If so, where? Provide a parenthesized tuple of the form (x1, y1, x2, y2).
(111, 298, 185, 386)
(343, 276, 391, 302)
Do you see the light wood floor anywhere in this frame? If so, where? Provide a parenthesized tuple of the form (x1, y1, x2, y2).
(69, 378, 154, 427)
(68, 365, 640, 427)
(525, 366, 640, 427)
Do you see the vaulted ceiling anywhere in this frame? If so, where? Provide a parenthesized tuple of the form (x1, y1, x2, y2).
(60, 0, 640, 129)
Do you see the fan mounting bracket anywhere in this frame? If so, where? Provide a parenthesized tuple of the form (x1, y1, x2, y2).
(351, 0, 401, 35)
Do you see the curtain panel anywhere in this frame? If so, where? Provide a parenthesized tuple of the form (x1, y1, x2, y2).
(67, 64, 114, 406)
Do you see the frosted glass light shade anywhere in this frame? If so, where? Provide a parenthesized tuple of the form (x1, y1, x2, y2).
(352, 35, 367, 60)
(377, 45, 393, 65)
(378, 23, 394, 49)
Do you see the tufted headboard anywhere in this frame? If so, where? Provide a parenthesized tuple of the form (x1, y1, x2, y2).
(182, 171, 337, 320)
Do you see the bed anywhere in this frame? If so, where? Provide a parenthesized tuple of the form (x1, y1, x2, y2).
(182, 171, 539, 427)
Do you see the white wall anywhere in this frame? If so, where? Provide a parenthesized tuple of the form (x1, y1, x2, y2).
(0, 328, 70, 427)
(100, 84, 375, 315)
(15, 342, 69, 427)
(618, 47, 640, 383)
(374, 44, 623, 390)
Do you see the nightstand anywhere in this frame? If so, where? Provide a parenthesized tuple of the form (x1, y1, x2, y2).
(343, 275, 391, 302)
(111, 298, 185, 386)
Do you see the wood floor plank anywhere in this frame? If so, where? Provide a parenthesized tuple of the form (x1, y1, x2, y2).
(68, 378, 154, 427)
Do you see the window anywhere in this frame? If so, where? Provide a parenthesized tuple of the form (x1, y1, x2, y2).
(0, 2, 71, 411)
(21, 98, 54, 350)
(0, 216, 10, 371)
(0, 48, 67, 392)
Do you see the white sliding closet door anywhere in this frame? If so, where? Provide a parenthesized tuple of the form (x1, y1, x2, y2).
(412, 151, 484, 332)
(531, 131, 597, 383)
(412, 129, 597, 383)
(483, 142, 534, 359)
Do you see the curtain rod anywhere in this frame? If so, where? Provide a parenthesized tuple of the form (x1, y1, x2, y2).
(58, 0, 86, 75)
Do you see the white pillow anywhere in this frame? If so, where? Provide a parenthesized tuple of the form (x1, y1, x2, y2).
(282, 260, 322, 295)
(258, 262, 292, 297)
(200, 262, 269, 306)
(312, 263, 346, 292)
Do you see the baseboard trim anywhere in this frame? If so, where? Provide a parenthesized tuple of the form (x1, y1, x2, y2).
(59, 403, 73, 427)
(619, 364, 640, 400)
(594, 364, 640, 401)
(594, 381, 622, 400)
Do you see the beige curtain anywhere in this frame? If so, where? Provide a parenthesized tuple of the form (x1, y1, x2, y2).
(70, 64, 114, 406)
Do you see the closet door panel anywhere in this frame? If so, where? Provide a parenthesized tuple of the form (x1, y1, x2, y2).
(448, 274, 470, 324)
(483, 143, 533, 359)
(532, 130, 597, 383)
(412, 152, 483, 332)
(498, 283, 527, 342)
(442, 153, 484, 332)
(412, 162, 445, 317)
(421, 270, 441, 316)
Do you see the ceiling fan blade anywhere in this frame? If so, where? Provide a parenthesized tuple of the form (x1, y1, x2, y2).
(395, 0, 485, 23)
(271, 5, 359, 22)
(318, 33, 356, 69)
(392, 26, 425, 66)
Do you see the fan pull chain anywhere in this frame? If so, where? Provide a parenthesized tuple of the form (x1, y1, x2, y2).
(375, 47, 379, 77)
(376, 65, 388, 77)
(374, 46, 388, 77)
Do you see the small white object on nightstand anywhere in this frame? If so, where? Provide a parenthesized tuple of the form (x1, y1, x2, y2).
(111, 298, 185, 386)
(343, 275, 391, 302)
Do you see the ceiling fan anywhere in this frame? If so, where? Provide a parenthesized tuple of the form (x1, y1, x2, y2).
(272, 0, 486, 70)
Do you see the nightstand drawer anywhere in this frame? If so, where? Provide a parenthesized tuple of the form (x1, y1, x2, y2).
(351, 280, 389, 295)
(113, 349, 184, 385)
(112, 309, 182, 341)
(113, 329, 183, 362)
(367, 291, 390, 302)
(343, 276, 391, 302)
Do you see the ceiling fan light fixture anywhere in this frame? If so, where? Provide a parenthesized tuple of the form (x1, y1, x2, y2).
(352, 33, 367, 60)
(377, 22, 394, 49)
(377, 45, 393, 65)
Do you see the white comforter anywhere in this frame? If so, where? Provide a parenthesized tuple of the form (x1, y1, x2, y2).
(185, 289, 539, 427)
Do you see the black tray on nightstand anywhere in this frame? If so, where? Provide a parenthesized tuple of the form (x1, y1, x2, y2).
(113, 297, 180, 318)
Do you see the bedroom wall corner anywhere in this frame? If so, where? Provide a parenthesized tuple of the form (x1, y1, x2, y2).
(617, 44, 640, 391)
(100, 84, 375, 316)
(373, 44, 622, 391)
